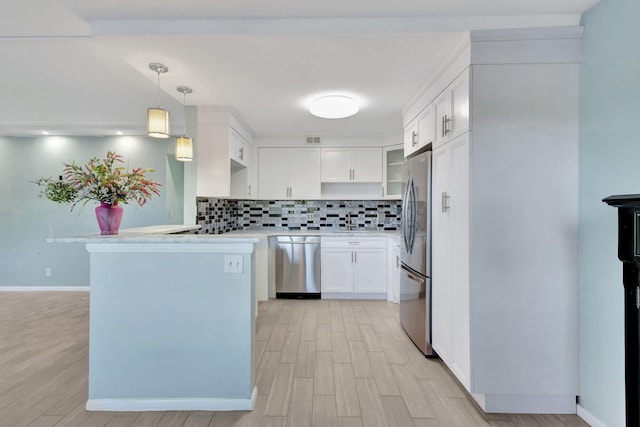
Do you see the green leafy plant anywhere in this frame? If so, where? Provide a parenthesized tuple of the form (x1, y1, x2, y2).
(33, 151, 161, 210)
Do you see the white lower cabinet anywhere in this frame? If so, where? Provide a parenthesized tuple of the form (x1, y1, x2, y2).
(320, 237, 387, 299)
(386, 237, 401, 303)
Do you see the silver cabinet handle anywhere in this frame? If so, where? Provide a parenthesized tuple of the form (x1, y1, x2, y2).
(396, 255, 400, 268)
(442, 192, 450, 212)
(247, 185, 251, 196)
(351, 251, 354, 263)
(412, 130, 418, 147)
(239, 147, 244, 160)
(354, 251, 357, 263)
(443, 115, 451, 136)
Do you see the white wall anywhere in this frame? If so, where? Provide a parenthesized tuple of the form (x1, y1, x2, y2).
(0, 135, 183, 287)
(578, 0, 640, 425)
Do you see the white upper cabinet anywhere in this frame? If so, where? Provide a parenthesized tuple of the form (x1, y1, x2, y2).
(321, 147, 382, 183)
(433, 69, 470, 149)
(229, 128, 249, 168)
(321, 148, 351, 182)
(196, 108, 255, 199)
(258, 148, 321, 199)
(382, 144, 404, 199)
(404, 104, 434, 157)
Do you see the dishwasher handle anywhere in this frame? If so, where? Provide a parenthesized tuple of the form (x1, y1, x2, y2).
(277, 241, 320, 245)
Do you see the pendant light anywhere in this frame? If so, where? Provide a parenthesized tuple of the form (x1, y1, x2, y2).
(147, 63, 170, 138)
(175, 86, 193, 162)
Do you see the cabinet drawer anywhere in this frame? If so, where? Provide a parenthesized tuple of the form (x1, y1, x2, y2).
(321, 237, 387, 249)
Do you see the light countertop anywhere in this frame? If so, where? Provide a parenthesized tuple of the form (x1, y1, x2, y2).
(224, 229, 399, 238)
(48, 225, 399, 244)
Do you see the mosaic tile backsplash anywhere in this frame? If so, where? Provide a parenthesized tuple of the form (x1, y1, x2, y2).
(196, 198, 402, 234)
(196, 198, 240, 234)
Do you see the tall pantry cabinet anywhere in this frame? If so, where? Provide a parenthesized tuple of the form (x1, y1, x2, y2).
(405, 27, 582, 414)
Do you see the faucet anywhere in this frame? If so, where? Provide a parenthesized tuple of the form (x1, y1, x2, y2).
(346, 212, 357, 230)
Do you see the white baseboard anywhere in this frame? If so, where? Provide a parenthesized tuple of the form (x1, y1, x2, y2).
(86, 388, 257, 412)
(577, 404, 609, 427)
(0, 286, 89, 291)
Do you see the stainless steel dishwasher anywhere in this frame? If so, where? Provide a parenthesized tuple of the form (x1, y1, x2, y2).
(275, 235, 321, 299)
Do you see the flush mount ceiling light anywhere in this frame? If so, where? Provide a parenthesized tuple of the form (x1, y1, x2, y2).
(175, 86, 193, 162)
(309, 95, 359, 119)
(147, 63, 170, 139)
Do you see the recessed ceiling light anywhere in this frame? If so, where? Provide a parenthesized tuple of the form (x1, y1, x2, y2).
(41, 131, 49, 135)
(309, 95, 359, 119)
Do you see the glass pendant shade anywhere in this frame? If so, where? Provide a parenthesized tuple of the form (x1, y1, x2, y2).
(147, 107, 170, 138)
(176, 136, 193, 162)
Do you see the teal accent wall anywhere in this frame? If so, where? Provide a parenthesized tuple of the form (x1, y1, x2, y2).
(579, 0, 640, 425)
(0, 136, 185, 287)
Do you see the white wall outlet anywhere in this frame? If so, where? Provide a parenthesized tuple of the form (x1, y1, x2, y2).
(45, 267, 51, 277)
(224, 255, 243, 274)
(307, 213, 314, 221)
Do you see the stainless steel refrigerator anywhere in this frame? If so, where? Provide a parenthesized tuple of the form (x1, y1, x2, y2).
(400, 147, 434, 356)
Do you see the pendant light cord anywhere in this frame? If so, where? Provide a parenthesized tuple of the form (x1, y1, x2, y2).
(156, 70, 161, 108)
(183, 92, 187, 136)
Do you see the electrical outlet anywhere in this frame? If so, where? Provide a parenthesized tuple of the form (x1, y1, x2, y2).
(45, 267, 51, 277)
(224, 255, 243, 274)
(307, 213, 314, 221)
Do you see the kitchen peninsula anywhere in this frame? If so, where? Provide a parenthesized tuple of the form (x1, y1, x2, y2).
(50, 225, 261, 412)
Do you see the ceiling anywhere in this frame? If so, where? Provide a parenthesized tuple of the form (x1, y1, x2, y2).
(0, 0, 599, 139)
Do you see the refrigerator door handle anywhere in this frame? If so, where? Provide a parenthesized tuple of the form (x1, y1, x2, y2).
(409, 179, 417, 252)
(402, 178, 412, 253)
(402, 266, 424, 285)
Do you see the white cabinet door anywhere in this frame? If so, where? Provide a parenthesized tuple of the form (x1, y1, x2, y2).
(417, 104, 435, 148)
(449, 69, 470, 140)
(259, 148, 320, 199)
(433, 90, 451, 149)
(383, 144, 404, 199)
(404, 104, 434, 157)
(387, 239, 401, 302)
(320, 248, 354, 293)
(258, 148, 288, 199)
(322, 237, 387, 297)
(352, 148, 382, 183)
(321, 148, 382, 183)
(321, 148, 351, 182)
(354, 248, 387, 293)
(289, 149, 321, 199)
(404, 118, 419, 156)
(431, 144, 452, 364)
(430, 133, 471, 389)
(449, 134, 470, 389)
(434, 69, 470, 149)
(229, 128, 248, 167)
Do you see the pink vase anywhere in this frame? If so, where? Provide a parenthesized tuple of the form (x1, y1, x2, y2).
(95, 202, 124, 235)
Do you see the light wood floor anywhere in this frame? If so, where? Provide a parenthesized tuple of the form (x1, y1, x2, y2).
(0, 292, 590, 427)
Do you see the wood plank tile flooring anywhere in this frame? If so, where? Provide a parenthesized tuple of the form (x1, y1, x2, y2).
(0, 292, 590, 427)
